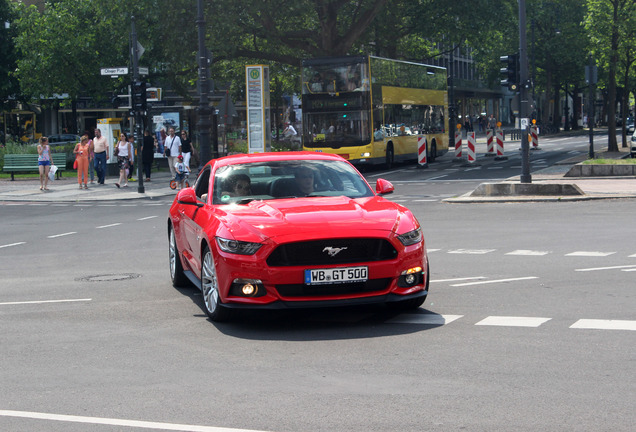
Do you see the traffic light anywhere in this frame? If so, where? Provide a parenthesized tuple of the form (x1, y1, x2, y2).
(500, 53, 519, 92)
(131, 80, 147, 113)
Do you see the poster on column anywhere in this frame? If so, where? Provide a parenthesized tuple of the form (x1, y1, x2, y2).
(246, 65, 271, 154)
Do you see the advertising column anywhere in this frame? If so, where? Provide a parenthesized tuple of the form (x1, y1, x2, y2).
(97, 118, 122, 164)
(246, 65, 271, 153)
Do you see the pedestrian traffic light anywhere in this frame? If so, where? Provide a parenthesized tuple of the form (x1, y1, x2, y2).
(500, 53, 519, 92)
(131, 80, 147, 114)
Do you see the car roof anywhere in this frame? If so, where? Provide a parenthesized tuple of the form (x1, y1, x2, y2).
(210, 151, 347, 168)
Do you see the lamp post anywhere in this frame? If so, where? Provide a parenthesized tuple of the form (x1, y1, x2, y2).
(196, 0, 212, 171)
(131, 16, 144, 193)
(518, 0, 531, 183)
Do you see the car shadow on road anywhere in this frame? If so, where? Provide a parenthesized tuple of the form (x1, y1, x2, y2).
(174, 284, 442, 341)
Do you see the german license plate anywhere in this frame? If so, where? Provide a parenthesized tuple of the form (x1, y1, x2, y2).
(304, 266, 368, 285)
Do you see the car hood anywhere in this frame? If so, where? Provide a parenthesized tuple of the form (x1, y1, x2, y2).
(217, 196, 413, 243)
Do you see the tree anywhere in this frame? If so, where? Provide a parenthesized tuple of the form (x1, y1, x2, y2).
(0, 0, 19, 112)
(586, 0, 636, 152)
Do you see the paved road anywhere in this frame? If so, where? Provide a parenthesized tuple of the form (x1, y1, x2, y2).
(1, 147, 634, 431)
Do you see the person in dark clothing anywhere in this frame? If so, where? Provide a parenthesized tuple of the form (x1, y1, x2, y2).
(180, 130, 192, 169)
(142, 129, 156, 181)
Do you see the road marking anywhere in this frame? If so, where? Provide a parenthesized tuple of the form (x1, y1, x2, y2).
(566, 251, 615, 257)
(413, 199, 438, 202)
(622, 268, 636, 272)
(387, 314, 463, 325)
(427, 174, 449, 180)
(629, 253, 636, 258)
(96, 223, 122, 229)
(137, 216, 159, 221)
(47, 232, 77, 238)
(475, 316, 551, 327)
(427, 248, 441, 253)
(0, 298, 91, 306)
(432, 276, 487, 283)
(448, 249, 496, 255)
(0, 242, 26, 249)
(575, 264, 636, 272)
(506, 250, 550, 256)
(451, 276, 538, 287)
(570, 319, 636, 331)
(0, 410, 268, 432)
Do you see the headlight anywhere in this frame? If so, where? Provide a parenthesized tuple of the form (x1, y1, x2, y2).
(397, 228, 422, 246)
(216, 237, 262, 255)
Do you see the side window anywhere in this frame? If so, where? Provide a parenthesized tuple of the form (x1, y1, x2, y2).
(194, 168, 210, 200)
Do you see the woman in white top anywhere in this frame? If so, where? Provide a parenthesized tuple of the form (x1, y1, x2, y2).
(115, 132, 132, 188)
(37, 136, 52, 191)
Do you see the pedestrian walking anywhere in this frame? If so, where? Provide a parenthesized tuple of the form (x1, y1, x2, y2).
(87, 135, 95, 184)
(114, 132, 132, 188)
(142, 129, 155, 181)
(37, 136, 52, 191)
(73, 135, 91, 189)
(92, 128, 109, 184)
(488, 114, 497, 131)
(127, 134, 136, 181)
(180, 130, 192, 169)
(164, 127, 181, 178)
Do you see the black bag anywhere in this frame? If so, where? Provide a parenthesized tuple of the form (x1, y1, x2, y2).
(165, 148, 170, 157)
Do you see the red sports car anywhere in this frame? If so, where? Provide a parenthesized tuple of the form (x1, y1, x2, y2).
(168, 152, 428, 321)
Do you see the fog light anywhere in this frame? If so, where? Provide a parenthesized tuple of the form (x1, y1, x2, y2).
(242, 283, 256, 296)
(397, 267, 423, 288)
(230, 278, 265, 297)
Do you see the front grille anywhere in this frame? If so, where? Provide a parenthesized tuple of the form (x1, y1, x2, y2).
(266, 238, 397, 267)
(275, 278, 391, 298)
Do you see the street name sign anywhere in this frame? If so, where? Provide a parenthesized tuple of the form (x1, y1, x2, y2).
(101, 67, 128, 76)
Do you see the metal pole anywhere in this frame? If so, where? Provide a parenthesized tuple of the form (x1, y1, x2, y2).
(588, 54, 595, 159)
(448, 48, 456, 151)
(196, 0, 212, 171)
(131, 16, 144, 193)
(519, 0, 531, 183)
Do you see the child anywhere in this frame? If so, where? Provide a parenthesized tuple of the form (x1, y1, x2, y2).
(174, 154, 190, 190)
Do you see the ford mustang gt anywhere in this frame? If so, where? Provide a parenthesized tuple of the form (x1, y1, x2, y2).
(168, 152, 429, 321)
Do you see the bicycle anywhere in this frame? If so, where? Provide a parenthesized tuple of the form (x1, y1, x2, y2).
(169, 172, 190, 190)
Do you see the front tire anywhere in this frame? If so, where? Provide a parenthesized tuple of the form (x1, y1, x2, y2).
(169, 226, 189, 287)
(385, 144, 394, 169)
(201, 245, 231, 322)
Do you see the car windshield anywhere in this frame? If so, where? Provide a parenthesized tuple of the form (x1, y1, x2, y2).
(212, 159, 374, 204)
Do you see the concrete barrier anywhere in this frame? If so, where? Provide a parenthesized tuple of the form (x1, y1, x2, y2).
(565, 164, 636, 177)
(470, 182, 584, 197)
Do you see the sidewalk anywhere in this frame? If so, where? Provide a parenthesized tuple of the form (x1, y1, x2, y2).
(0, 170, 177, 202)
(445, 146, 636, 203)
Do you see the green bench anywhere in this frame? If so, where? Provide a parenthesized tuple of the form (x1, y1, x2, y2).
(2, 153, 67, 181)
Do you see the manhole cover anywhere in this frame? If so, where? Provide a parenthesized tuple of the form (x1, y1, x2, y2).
(78, 273, 141, 282)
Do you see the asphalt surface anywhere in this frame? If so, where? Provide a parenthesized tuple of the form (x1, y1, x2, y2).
(1, 148, 635, 203)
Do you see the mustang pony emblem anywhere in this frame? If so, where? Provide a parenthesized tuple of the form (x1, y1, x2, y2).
(323, 246, 348, 257)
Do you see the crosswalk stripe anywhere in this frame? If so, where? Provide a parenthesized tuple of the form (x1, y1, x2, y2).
(475, 316, 551, 327)
(506, 250, 550, 256)
(570, 319, 636, 331)
(566, 251, 615, 257)
(386, 314, 463, 325)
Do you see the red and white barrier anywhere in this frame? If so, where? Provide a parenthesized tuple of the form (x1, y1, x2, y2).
(531, 125, 540, 150)
(417, 136, 428, 168)
(454, 131, 462, 159)
(495, 129, 507, 160)
(486, 129, 495, 156)
(467, 132, 476, 163)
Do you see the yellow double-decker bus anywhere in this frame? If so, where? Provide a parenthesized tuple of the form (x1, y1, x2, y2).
(301, 55, 449, 167)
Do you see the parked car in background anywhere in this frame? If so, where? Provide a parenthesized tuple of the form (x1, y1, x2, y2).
(47, 134, 81, 147)
(626, 118, 634, 134)
(168, 152, 429, 322)
(631, 130, 636, 158)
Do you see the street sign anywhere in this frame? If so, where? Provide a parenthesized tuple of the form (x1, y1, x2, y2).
(100, 67, 128, 76)
(138, 67, 149, 76)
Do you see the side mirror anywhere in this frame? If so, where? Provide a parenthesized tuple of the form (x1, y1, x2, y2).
(375, 178, 394, 195)
(176, 188, 202, 206)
